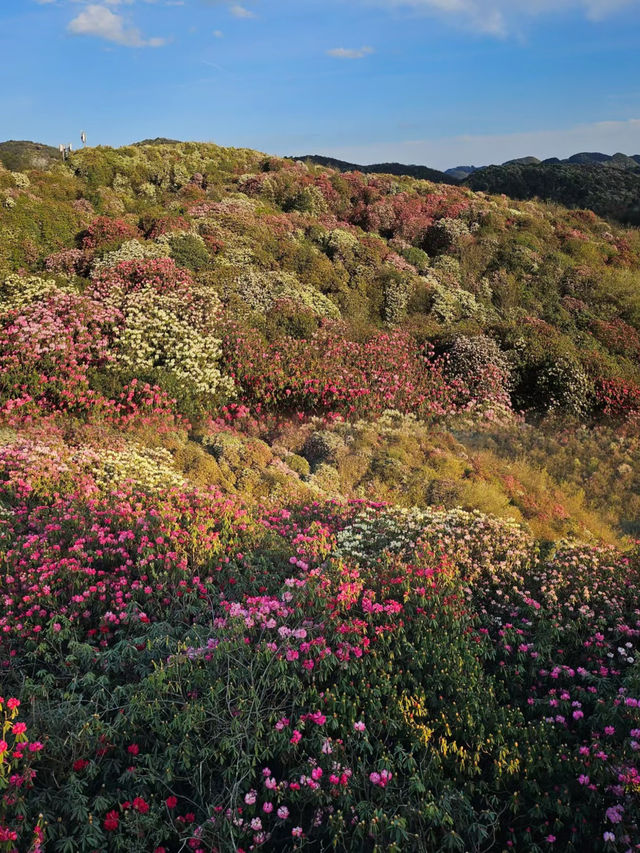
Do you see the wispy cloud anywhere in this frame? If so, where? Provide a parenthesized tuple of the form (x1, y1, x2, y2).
(327, 45, 374, 58)
(230, 4, 255, 17)
(370, 0, 639, 36)
(67, 4, 166, 46)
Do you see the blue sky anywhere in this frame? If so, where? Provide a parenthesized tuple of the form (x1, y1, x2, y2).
(1, 0, 639, 168)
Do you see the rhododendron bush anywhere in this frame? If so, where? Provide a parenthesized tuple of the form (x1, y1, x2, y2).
(0, 289, 118, 417)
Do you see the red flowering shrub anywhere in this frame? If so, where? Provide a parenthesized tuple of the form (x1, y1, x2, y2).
(591, 318, 640, 360)
(81, 216, 140, 250)
(222, 321, 465, 420)
(103, 810, 119, 832)
(0, 697, 44, 852)
(0, 485, 240, 648)
(100, 379, 191, 432)
(595, 377, 640, 420)
(142, 215, 191, 240)
(350, 189, 470, 244)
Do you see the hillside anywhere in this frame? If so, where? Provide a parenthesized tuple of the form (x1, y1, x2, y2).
(0, 139, 62, 171)
(1, 140, 640, 851)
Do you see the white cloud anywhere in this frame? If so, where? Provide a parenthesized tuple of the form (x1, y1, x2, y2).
(67, 4, 166, 46)
(230, 4, 255, 17)
(370, 0, 639, 35)
(317, 118, 640, 171)
(213, 28, 224, 36)
(327, 45, 374, 58)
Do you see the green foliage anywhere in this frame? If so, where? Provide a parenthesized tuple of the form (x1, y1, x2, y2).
(167, 232, 212, 271)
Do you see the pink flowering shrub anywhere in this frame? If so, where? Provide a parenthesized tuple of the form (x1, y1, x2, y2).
(595, 377, 640, 421)
(43, 248, 92, 277)
(0, 290, 119, 418)
(0, 481, 637, 850)
(90, 257, 194, 301)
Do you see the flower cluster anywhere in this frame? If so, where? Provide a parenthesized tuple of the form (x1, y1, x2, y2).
(0, 697, 44, 852)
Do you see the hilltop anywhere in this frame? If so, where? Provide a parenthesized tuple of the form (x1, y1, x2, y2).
(0, 139, 62, 171)
(5, 140, 640, 224)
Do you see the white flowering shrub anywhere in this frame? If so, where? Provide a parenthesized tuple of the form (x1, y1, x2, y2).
(323, 228, 360, 261)
(87, 445, 186, 493)
(233, 268, 340, 318)
(424, 216, 471, 254)
(113, 287, 233, 399)
(0, 274, 65, 310)
(535, 355, 593, 418)
(91, 239, 169, 273)
(12, 172, 30, 190)
(337, 504, 534, 579)
(446, 335, 513, 404)
(430, 281, 486, 324)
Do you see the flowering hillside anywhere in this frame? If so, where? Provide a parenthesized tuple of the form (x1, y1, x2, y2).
(0, 141, 639, 851)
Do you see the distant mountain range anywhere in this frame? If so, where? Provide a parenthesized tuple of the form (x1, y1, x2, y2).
(446, 152, 640, 178)
(464, 158, 640, 225)
(291, 154, 454, 184)
(297, 151, 640, 182)
(445, 152, 640, 181)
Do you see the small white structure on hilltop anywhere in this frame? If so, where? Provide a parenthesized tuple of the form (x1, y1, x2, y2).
(59, 143, 74, 161)
(81, 131, 87, 146)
